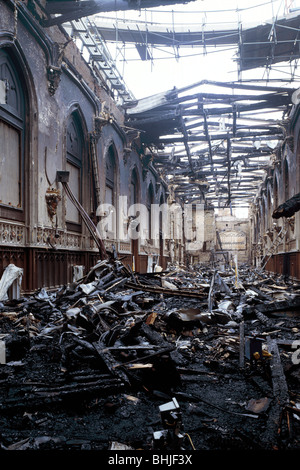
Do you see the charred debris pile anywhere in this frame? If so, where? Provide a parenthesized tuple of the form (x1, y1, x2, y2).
(0, 259, 300, 451)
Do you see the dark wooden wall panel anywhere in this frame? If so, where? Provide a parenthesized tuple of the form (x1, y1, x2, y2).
(265, 252, 300, 280)
(0, 246, 171, 293)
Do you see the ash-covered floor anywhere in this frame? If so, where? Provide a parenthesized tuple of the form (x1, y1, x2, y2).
(0, 260, 299, 453)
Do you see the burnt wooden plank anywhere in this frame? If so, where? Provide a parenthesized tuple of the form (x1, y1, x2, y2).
(260, 337, 290, 449)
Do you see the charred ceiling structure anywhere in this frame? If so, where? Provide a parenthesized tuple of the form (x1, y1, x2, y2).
(124, 80, 292, 208)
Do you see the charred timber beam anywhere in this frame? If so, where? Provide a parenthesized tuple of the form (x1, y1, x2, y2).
(176, 191, 259, 196)
(44, 0, 197, 26)
(207, 190, 258, 195)
(179, 113, 194, 173)
(182, 79, 295, 94)
(179, 96, 289, 113)
(172, 182, 257, 192)
(181, 101, 287, 116)
(174, 183, 261, 190)
(232, 104, 237, 137)
(159, 129, 283, 144)
(126, 104, 286, 129)
(0, 377, 125, 412)
(169, 172, 267, 180)
(58, 176, 107, 259)
(203, 110, 213, 170)
(185, 120, 282, 133)
(206, 194, 257, 199)
(244, 298, 300, 316)
(272, 192, 300, 219)
(207, 170, 273, 176)
(172, 174, 261, 182)
(164, 91, 291, 108)
(126, 111, 180, 125)
(206, 173, 268, 179)
(260, 337, 289, 449)
(46, 0, 196, 14)
(128, 100, 288, 126)
(227, 135, 231, 206)
(155, 150, 273, 162)
(93, 340, 132, 386)
(125, 281, 207, 299)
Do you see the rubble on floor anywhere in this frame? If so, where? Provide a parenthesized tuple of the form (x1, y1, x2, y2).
(0, 260, 299, 451)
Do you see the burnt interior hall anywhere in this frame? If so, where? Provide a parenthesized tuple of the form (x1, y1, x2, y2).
(1, 0, 300, 456)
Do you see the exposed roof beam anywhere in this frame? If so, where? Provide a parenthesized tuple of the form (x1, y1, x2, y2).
(159, 129, 283, 144)
(44, 0, 197, 26)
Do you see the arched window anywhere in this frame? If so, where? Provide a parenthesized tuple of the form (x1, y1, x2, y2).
(147, 182, 154, 241)
(258, 204, 263, 240)
(105, 145, 116, 207)
(66, 112, 83, 229)
(262, 195, 267, 234)
(255, 212, 260, 243)
(159, 193, 165, 266)
(130, 168, 138, 206)
(105, 145, 117, 237)
(0, 49, 26, 220)
(273, 174, 279, 210)
(284, 158, 289, 202)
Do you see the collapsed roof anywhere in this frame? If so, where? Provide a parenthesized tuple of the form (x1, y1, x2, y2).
(57, 4, 300, 210)
(43, 0, 197, 26)
(93, 10, 300, 72)
(125, 80, 294, 209)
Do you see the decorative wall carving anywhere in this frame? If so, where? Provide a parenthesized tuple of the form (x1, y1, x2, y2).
(0, 221, 25, 246)
(45, 188, 61, 219)
(118, 241, 131, 253)
(33, 226, 86, 251)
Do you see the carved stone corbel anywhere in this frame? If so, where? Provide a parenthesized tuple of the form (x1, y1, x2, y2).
(47, 65, 61, 96)
(45, 187, 61, 220)
(92, 115, 109, 141)
(123, 129, 140, 164)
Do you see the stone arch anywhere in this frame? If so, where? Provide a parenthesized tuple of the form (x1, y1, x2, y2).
(65, 106, 88, 230)
(0, 45, 32, 223)
(105, 141, 119, 207)
(130, 166, 141, 206)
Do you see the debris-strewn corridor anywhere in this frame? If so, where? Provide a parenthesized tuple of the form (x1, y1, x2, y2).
(1, 0, 300, 460)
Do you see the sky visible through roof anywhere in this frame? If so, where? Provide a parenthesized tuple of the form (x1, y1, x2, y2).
(94, 0, 300, 99)
(87, 0, 300, 218)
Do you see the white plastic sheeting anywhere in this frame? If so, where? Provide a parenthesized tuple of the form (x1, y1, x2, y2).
(0, 264, 23, 301)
